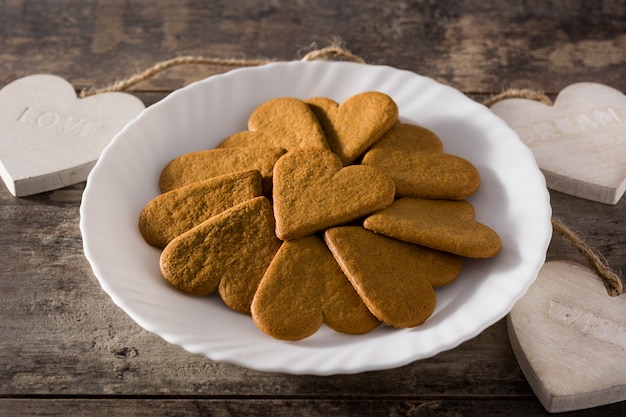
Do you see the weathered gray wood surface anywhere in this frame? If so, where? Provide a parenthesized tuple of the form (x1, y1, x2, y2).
(1, 1, 625, 416)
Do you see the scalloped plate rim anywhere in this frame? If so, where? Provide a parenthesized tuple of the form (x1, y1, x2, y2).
(80, 61, 552, 375)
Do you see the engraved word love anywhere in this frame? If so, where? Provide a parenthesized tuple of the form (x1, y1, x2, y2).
(17, 105, 100, 138)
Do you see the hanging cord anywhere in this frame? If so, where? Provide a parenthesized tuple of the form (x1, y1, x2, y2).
(80, 43, 363, 98)
(551, 217, 623, 296)
(79, 56, 272, 97)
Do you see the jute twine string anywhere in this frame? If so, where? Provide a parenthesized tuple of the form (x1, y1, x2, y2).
(81, 44, 623, 296)
(481, 88, 553, 107)
(552, 217, 623, 296)
(79, 44, 363, 98)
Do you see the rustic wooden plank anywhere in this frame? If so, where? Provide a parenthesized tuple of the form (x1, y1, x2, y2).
(0, 182, 527, 398)
(1, 0, 625, 94)
(2, 398, 626, 417)
(1, 137, 624, 400)
(0, 235, 530, 397)
(1, 183, 623, 398)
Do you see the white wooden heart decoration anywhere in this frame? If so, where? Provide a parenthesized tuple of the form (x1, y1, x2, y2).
(490, 82, 626, 205)
(0, 74, 145, 197)
(508, 261, 626, 413)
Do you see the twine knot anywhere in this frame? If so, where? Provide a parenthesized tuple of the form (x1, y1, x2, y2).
(300, 44, 365, 63)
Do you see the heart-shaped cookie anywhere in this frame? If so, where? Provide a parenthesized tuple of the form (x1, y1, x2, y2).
(367, 123, 444, 154)
(159, 147, 286, 194)
(272, 148, 395, 241)
(216, 130, 272, 149)
(361, 148, 480, 199)
(0, 74, 145, 197)
(160, 196, 282, 314)
(139, 170, 262, 249)
(244, 97, 329, 150)
(306, 91, 398, 165)
(364, 197, 501, 258)
(508, 261, 626, 412)
(490, 82, 626, 205)
(324, 226, 461, 328)
(250, 235, 380, 341)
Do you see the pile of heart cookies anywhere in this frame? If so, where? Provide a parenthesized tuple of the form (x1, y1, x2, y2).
(138, 91, 501, 341)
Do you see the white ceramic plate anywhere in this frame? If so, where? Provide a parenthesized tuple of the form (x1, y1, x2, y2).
(80, 61, 552, 375)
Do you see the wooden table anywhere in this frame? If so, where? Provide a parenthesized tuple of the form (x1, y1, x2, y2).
(1, 1, 625, 415)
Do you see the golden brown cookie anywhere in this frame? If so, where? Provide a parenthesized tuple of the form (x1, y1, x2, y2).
(305, 96, 339, 152)
(367, 123, 444, 154)
(241, 97, 329, 150)
(272, 148, 395, 241)
(139, 170, 263, 249)
(215, 130, 271, 149)
(361, 147, 480, 199)
(364, 197, 501, 258)
(324, 226, 456, 328)
(159, 196, 282, 314)
(306, 91, 399, 165)
(250, 235, 380, 341)
(158, 147, 286, 194)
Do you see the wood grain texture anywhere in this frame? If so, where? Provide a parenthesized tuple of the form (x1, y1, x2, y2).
(1, 0, 626, 415)
(1, 0, 625, 94)
(2, 398, 626, 417)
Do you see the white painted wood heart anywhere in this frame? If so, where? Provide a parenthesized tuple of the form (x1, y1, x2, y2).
(0, 74, 145, 197)
(490, 83, 626, 205)
(508, 261, 626, 413)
